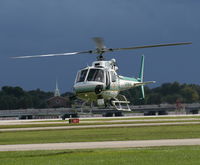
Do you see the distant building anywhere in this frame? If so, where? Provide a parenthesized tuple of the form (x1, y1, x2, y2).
(47, 81, 72, 108)
(54, 80, 60, 97)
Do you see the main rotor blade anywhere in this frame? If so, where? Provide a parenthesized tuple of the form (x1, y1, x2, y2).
(12, 51, 92, 59)
(93, 37, 106, 49)
(11, 41, 192, 59)
(111, 42, 192, 51)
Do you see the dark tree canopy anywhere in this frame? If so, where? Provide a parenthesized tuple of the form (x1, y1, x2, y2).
(121, 82, 200, 105)
(0, 86, 54, 110)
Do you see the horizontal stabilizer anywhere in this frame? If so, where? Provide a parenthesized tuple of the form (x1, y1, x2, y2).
(135, 81, 156, 87)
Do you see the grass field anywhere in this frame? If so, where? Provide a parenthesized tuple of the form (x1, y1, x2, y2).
(0, 146, 200, 165)
(80, 115, 200, 121)
(32, 115, 200, 122)
(1, 124, 200, 145)
(0, 119, 200, 129)
(1, 116, 200, 164)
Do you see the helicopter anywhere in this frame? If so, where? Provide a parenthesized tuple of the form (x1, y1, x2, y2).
(13, 38, 191, 111)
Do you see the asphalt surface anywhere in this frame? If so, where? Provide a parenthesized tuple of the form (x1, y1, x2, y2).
(1, 138, 200, 151)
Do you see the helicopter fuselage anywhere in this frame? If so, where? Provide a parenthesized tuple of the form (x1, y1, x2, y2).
(73, 58, 146, 106)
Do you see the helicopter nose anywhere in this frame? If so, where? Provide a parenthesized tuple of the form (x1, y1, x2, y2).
(95, 85, 103, 94)
(74, 82, 104, 94)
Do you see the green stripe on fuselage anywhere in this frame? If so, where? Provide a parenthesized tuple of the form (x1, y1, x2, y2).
(120, 76, 139, 82)
(75, 86, 95, 93)
(75, 86, 119, 94)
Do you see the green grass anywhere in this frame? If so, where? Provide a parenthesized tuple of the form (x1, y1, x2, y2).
(1, 124, 200, 145)
(80, 115, 200, 121)
(32, 115, 200, 122)
(1, 119, 200, 129)
(0, 123, 69, 129)
(0, 146, 200, 165)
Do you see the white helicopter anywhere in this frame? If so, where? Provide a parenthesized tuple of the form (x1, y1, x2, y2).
(13, 38, 191, 111)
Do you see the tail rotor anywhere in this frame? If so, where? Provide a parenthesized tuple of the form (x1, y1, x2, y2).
(138, 55, 145, 99)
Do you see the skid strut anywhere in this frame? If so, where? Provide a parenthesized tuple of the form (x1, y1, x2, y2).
(111, 94, 131, 111)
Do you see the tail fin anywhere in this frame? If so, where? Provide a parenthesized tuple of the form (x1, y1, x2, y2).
(139, 55, 144, 82)
(138, 55, 145, 99)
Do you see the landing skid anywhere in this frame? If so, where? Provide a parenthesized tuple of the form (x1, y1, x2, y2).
(80, 95, 131, 113)
(111, 94, 131, 111)
(80, 101, 91, 112)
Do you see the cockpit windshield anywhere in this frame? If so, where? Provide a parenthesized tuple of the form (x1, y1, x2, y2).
(76, 69, 88, 82)
(87, 69, 104, 82)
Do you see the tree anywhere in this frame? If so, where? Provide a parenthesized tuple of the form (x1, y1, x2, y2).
(180, 87, 199, 103)
(146, 93, 162, 104)
(2, 86, 24, 98)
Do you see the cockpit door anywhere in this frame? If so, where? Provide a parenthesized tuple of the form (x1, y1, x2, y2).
(106, 71, 111, 89)
(110, 71, 119, 90)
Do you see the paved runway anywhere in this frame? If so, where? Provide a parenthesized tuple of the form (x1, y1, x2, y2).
(1, 138, 200, 151)
(1, 121, 200, 132)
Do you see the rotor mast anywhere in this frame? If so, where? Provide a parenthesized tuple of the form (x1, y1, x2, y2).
(93, 37, 107, 61)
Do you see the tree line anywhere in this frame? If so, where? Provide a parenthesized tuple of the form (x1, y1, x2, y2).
(0, 82, 199, 110)
(121, 82, 200, 105)
(0, 86, 53, 110)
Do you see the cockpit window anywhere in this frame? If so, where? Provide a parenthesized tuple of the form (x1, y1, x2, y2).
(87, 69, 104, 82)
(76, 69, 88, 82)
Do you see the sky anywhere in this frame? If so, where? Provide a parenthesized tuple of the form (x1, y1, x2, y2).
(0, 0, 199, 92)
